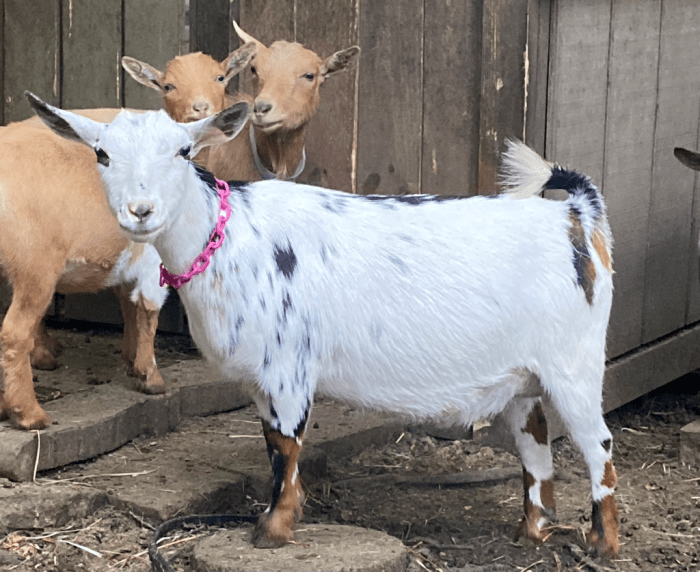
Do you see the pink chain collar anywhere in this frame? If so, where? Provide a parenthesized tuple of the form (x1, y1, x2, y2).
(159, 178, 232, 289)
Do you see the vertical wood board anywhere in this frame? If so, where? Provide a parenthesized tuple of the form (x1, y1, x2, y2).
(545, 0, 611, 184)
(478, 0, 528, 195)
(124, 0, 185, 110)
(421, 0, 482, 196)
(61, 0, 122, 109)
(525, 0, 550, 156)
(189, 0, 230, 62)
(295, 0, 359, 192)
(4, 0, 61, 122)
(642, 0, 700, 342)
(602, 0, 662, 358)
(356, 0, 423, 196)
(684, 110, 700, 323)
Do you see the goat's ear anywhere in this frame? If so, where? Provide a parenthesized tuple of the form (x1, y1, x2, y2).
(25, 91, 102, 147)
(320, 46, 360, 78)
(187, 102, 249, 153)
(222, 42, 257, 83)
(232, 21, 265, 49)
(674, 147, 700, 171)
(122, 56, 166, 93)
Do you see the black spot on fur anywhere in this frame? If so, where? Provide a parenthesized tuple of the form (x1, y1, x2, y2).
(388, 254, 409, 274)
(259, 296, 267, 311)
(569, 208, 594, 305)
(251, 224, 261, 238)
(234, 315, 244, 333)
(193, 164, 218, 196)
(269, 453, 286, 510)
(591, 500, 606, 540)
(273, 242, 297, 280)
(263, 349, 271, 369)
(282, 291, 293, 320)
(294, 405, 310, 438)
(276, 332, 282, 346)
(270, 402, 278, 420)
(602, 439, 612, 453)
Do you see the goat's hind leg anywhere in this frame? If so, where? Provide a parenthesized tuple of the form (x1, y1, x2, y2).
(30, 319, 62, 371)
(1, 276, 57, 429)
(546, 371, 619, 558)
(503, 396, 556, 545)
(252, 392, 310, 548)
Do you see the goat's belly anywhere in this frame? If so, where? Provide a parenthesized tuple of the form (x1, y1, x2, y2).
(55, 259, 113, 294)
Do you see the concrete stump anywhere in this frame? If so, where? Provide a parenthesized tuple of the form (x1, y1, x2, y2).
(191, 523, 409, 572)
(680, 419, 700, 466)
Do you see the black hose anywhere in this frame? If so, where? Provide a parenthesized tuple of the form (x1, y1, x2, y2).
(149, 513, 258, 572)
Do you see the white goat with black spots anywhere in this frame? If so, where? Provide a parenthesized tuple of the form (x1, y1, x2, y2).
(28, 93, 620, 558)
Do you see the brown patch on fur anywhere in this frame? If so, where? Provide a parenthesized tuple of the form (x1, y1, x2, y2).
(254, 421, 305, 548)
(522, 402, 548, 445)
(587, 495, 620, 558)
(601, 461, 617, 489)
(569, 211, 596, 305)
(592, 228, 613, 272)
(540, 479, 556, 514)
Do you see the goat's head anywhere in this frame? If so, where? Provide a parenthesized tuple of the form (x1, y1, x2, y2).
(26, 92, 249, 241)
(233, 21, 360, 134)
(122, 43, 256, 123)
(675, 147, 700, 171)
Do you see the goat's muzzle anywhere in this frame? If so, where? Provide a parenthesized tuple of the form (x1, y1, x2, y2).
(128, 201, 155, 223)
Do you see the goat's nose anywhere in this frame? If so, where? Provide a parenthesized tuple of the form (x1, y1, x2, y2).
(192, 99, 210, 113)
(254, 100, 272, 116)
(128, 202, 155, 222)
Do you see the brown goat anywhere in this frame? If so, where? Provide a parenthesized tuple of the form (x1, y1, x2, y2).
(0, 45, 255, 430)
(125, 22, 360, 182)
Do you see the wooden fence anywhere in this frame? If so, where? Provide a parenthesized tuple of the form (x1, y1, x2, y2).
(2, 0, 700, 411)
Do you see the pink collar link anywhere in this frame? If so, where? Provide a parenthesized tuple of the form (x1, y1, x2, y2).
(159, 178, 232, 289)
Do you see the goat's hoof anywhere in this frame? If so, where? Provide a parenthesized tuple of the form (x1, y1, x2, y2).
(30, 347, 60, 371)
(252, 512, 294, 549)
(138, 378, 166, 395)
(586, 529, 620, 559)
(11, 407, 53, 430)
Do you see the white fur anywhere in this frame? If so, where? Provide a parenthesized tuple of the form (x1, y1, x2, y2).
(33, 101, 619, 544)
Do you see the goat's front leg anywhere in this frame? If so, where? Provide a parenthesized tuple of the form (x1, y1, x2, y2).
(252, 393, 310, 548)
(114, 287, 165, 394)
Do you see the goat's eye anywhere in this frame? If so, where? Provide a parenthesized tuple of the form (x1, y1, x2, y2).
(303, 72, 315, 81)
(250, 65, 257, 75)
(94, 147, 110, 166)
(178, 146, 191, 158)
(163, 84, 175, 93)
(216, 75, 225, 83)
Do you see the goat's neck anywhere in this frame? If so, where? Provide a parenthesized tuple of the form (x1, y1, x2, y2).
(153, 170, 227, 277)
(254, 126, 306, 180)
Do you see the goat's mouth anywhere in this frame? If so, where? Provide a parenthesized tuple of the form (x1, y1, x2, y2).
(118, 221, 165, 243)
(252, 119, 283, 133)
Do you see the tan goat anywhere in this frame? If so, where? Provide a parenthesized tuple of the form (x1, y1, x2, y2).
(124, 21, 360, 182)
(0, 44, 255, 430)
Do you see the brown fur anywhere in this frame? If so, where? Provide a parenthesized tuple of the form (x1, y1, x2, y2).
(587, 495, 620, 558)
(601, 460, 617, 489)
(568, 211, 596, 305)
(515, 470, 556, 544)
(522, 401, 548, 445)
(592, 228, 613, 272)
(253, 421, 305, 548)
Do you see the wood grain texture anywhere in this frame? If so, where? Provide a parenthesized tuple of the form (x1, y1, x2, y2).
(4, 0, 61, 122)
(190, 0, 230, 62)
(295, 0, 359, 192)
(421, 0, 482, 196)
(356, 0, 423, 196)
(602, 0, 662, 358)
(642, 0, 700, 342)
(478, 0, 528, 195)
(124, 0, 185, 110)
(62, 0, 122, 109)
(525, 0, 550, 156)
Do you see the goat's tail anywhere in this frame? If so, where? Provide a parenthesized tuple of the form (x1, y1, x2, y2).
(499, 139, 605, 224)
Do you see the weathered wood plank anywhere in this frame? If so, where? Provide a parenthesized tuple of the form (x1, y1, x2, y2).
(545, 0, 610, 184)
(4, 0, 60, 122)
(189, 0, 230, 62)
(356, 0, 423, 196)
(0, 0, 5, 126)
(478, 0, 528, 195)
(421, 1, 482, 196)
(525, 0, 550, 156)
(602, 0, 662, 358)
(295, 0, 359, 192)
(61, 0, 122, 109)
(124, 0, 185, 110)
(642, 0, 700, 342)
(685, 135, 700, 324)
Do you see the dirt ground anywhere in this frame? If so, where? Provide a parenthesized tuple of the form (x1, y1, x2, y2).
(1, 324, 699, 572)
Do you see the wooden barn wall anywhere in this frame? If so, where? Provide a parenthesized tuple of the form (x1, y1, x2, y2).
(546, 0, 700, 365)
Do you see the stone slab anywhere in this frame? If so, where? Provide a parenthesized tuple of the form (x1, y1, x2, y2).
(0, 360, 251, 482)
(680, 418, 700, 466)
(191, 524, 409, 572)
